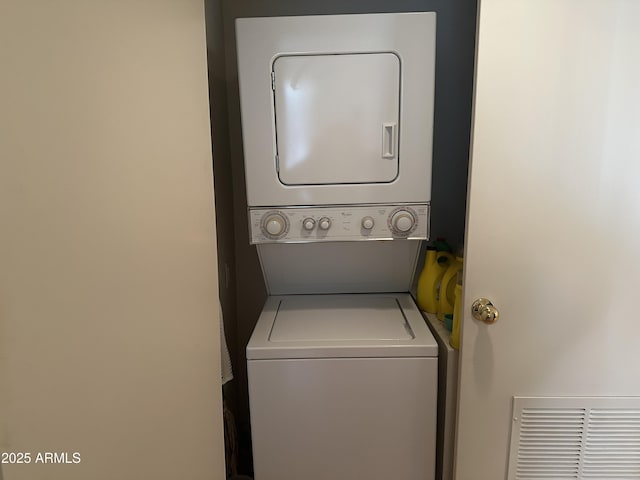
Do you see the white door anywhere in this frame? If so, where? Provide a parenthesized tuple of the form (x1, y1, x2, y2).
(0, 2, 224, 479)
(274, 53, 400, 185)
(457, 1, 640, 479)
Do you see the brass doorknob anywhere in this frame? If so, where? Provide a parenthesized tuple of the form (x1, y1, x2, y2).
(471, 298, 499, 324)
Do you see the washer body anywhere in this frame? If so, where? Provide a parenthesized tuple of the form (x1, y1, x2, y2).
(247, 293, 438, 480)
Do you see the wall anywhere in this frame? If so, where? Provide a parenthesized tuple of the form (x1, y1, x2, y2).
(214, 0, 478, 473)
(0, 1, 224, 479)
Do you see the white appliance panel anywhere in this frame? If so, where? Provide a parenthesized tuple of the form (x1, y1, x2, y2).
(270, 295, 413, 342)
(249, 204, 429, 244)
(247, 294, 437, 359)
(274, 53, 400, 185)
(248, 357, 437, 480)
(236, 12, 436, 207)
(256, 241, 421, 295)
(424, 313, 459, 480)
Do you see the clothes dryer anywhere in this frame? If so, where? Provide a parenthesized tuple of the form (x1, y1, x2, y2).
(236, 12, 437, 212)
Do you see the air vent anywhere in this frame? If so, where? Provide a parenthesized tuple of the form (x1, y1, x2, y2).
(508, 397, 640, 480)
(583, 408, 640, 478)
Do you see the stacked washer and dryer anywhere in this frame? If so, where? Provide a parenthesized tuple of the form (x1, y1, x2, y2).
(235, 13, 439, 480)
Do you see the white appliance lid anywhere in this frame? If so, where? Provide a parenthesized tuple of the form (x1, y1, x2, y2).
(270, 296, 413, 342)
(247, 293, 438, 359)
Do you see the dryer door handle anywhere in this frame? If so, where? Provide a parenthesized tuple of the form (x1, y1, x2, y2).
(382, 123, 396, 159)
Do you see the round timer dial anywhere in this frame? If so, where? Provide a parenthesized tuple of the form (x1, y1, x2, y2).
(388, 208, 418, 236)
(260, 211, 289, 240)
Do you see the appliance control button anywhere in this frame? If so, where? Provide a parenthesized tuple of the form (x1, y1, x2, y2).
(302, 218, 316, 231)
(389, 209, 417, 235)
(261, 212, 289, 239)
(395, 214, 413, 232)
(361, 216, 375, 230)
(318, 217, 332, 230)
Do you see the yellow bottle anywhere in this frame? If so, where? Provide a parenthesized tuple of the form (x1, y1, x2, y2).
(416, 247, 453, 313)
(450, 271, 463, 350)
(437, 256, 463, 320)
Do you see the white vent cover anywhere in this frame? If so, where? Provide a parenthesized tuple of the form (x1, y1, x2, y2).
(508, 396, 640, 479)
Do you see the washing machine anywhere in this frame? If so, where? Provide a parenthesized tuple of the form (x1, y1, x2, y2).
(235, 12, 439, 480)
(247, 294, 438, 480)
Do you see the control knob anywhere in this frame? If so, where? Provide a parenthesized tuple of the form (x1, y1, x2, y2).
(302, 218, 316, 231)
(318, 217, 332, 231)
(389, 209, 417, 236)
(361, 216, 375, 230)
(261, 212, 288, 239)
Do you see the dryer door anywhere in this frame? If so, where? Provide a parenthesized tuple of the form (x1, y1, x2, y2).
(273, 53, 400, 186)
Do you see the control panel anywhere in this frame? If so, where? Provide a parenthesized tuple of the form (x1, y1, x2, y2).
(249, 204, 429, 244)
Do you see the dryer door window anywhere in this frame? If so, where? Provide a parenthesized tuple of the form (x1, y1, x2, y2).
(273, 53, 400, 186)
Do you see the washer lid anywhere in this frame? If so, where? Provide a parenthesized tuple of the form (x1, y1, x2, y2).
(247, 293, 438, 359)
(270, 296, 413, 342)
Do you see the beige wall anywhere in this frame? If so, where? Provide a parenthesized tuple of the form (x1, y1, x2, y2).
(0, 1, 224, 479)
